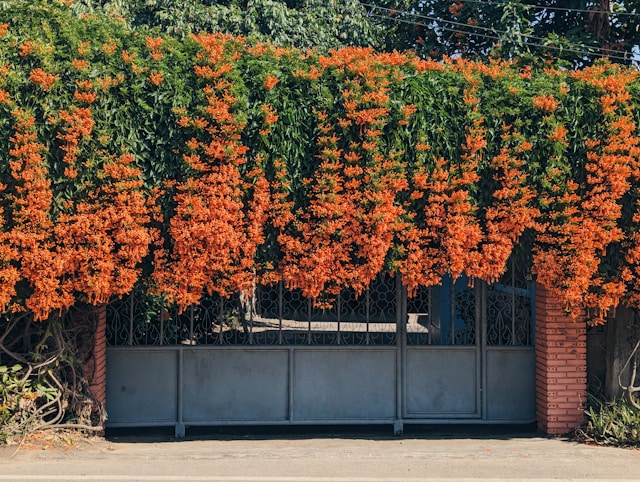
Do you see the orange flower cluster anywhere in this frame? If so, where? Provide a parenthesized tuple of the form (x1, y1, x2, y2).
(53, 106, 95, 174)
(534, 63, 640, 321)
(277, 48, 410, 302)
(153, 33, 268, 308)
(7, 108, 70, 320)
(532, 94, 559, 112)
(547, 125, 568, 145)
(29, 68, 59, 91)
(148, 71, 163, 86)
(264, 75, 279, 90)
(146, 36, 164, 61)
(56, 153, 155, 304)
(71, 58, 89, 70)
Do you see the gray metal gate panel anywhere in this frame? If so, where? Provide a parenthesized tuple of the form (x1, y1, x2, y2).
(485, 347, 536, 421)
(182, 348, 289, 423)
(105, 265, 536, 431)
(106, 348, 178, 426)
(292, 348, 396, 420)
(404, 347, 479, 417)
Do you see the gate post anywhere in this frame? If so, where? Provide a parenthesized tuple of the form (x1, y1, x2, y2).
(394, 275, 405, 436)
(535, 284, 587, 435)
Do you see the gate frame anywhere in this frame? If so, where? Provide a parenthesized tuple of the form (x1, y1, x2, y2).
(100, 275, 557, 436)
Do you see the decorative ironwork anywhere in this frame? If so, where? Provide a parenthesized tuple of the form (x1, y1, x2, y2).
(106, 288, 167, 346)
(406, 277, 477, 346)
(407, 285, 432, 345)
(486, 257, 534, 346)
(108, 274, 397, 346)
(453, 283, 477, 345)
(107, 264, 534, 348)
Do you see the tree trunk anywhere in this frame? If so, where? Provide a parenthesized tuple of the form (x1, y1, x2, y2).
(85, 304, 108, 429)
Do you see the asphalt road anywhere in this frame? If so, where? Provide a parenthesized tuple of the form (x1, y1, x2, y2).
(1, 425, 639, 481)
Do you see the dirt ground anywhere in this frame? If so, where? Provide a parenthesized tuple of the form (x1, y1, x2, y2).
(1, 425, 640, 481)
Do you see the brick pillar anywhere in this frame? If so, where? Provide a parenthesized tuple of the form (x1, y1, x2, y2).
(535, 284, 587, 435)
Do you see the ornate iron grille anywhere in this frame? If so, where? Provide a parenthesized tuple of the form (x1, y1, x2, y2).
(107, 274, 397, 346)
(486, 257, 534, 346)
(406, 276, 476, 346)
(107, 262, 534, 348)
(405, 256, 534, 347)
(406, 284, 432, 345)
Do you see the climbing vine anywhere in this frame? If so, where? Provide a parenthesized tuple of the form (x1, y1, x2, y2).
(2, 0, 640, 438)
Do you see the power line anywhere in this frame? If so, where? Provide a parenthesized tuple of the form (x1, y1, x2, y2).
(367, 12, 634, 62)
(460, 0, 640, 18)
(361, 2, 636, 60)
(362, 1, 631, 56)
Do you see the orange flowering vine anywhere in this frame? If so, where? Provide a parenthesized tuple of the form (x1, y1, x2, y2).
(0, 91, 19, 312)
(476, 126, 539, 283)
(401, 59, 486, 292)
(534, 63, 639, 321)
(153, 33, 268, 309)
(7, 108, 71, 320)
(276, 48, 409, 302)
(55, 153, 155, 304)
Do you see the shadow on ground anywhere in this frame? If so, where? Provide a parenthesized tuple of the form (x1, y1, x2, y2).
(106, 422, 540, 444)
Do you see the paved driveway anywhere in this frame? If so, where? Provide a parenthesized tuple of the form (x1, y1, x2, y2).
(1, 425, 639, 481)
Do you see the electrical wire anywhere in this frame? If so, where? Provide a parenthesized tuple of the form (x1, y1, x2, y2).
(367, 12, 635, 62)
(360, 2, 636, 60)
(361, 1, 630, 56)
(458, 0, 640, 18)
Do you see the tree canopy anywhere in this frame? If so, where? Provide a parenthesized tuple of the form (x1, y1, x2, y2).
(388, 0, 640, 67)
(66, 1, 640, 67)
(68, 0, 409, 51)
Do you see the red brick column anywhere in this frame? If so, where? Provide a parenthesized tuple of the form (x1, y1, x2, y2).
(535, 284, 587, 435)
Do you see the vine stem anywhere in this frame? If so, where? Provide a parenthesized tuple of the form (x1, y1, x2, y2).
(618, 336, 640, 409)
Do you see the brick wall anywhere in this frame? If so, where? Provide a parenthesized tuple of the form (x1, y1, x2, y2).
(535, 283, 587, 435)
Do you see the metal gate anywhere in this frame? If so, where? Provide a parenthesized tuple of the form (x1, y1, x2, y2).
(105, 260, 535, 436)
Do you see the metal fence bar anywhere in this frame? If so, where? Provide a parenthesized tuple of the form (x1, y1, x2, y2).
(450, 282, 455, 345)
(511, 258, 516, 346)
(218, 299, 224, 345)
(158, 298, 164, 346)
(249, 296, 254, 345)
(128, 294, 134, 346)
(278, 281, 283, 345)
(337, 293, 341, 346)
(366, 288, 370, 346)
(307, 299, 312, 345)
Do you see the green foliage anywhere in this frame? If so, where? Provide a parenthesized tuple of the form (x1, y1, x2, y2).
(51, 1, 640, 67)
(0, 364, 59, 443)
(577, 397, 640, 447)
(69, 0, 412, 52)
(0, 0, 634, 307)
(380, 1, 640, 67)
